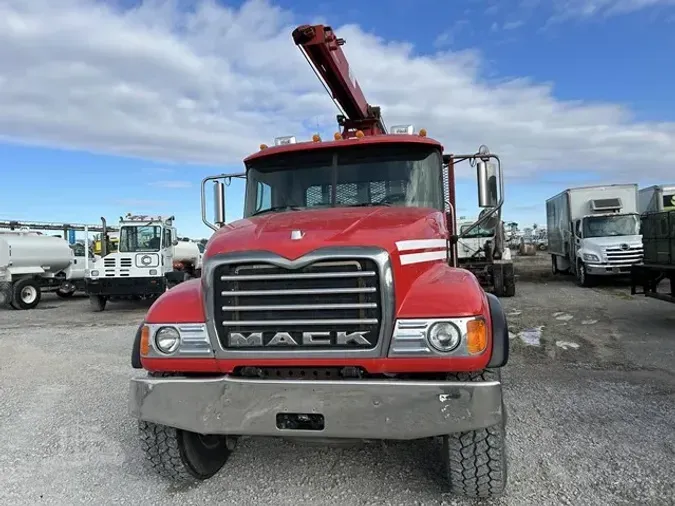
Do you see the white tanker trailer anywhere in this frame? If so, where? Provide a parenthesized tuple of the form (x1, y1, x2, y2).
(172, 239, 202, 278)
(0, 234, 93, 309)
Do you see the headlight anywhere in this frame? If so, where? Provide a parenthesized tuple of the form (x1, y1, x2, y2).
(427, 322, 461, 352)
(583, 253, 600, 262)
(154, 326, 180, 354)
(141, 255, 152, 266)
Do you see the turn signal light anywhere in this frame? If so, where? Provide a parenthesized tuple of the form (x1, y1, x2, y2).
(140, 325, 150, 356)
(466, 318, 487, 354)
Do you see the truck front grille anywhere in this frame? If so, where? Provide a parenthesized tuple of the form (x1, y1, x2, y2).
(213, 259, 382, 351)
(604, 246, 643, 265)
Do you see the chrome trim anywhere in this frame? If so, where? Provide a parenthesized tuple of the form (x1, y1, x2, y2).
(220, 287, 376, 296)
(220, 271, 376, 281)
(220, 319, 379, 326)
(202, 247, 395, 359)
(222, 303, 378, 311)
(143, 323, 213, 359)
(388, 317, 483, 358)
(129, 375, 503, 439)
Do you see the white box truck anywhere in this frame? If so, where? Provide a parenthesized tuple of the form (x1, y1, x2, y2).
(546, 184, 643, 286)
(638, 184, 675, 214)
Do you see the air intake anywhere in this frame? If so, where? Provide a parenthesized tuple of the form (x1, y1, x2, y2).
(590, 198, 622, 212)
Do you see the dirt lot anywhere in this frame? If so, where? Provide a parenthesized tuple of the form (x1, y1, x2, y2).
(1, 253, 674, 506)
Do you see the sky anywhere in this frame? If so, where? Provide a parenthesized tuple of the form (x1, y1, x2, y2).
(1, 0, 674, 239)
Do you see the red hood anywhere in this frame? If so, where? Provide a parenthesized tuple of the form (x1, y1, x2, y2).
(205, 207, 448, 259)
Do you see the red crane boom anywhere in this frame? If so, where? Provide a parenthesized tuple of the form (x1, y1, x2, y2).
(292, 24, 387, 137)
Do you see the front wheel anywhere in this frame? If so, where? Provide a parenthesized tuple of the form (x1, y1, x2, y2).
(139, 421, 235, 483)
(576, 262, 595, 287)
(441, 370, 508, 498)
(56, 289, 74, 299)
(11, 278, 42, 310)
(89, 294, 107, 311)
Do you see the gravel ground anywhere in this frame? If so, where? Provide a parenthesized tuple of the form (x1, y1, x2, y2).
(1, 254, 674, 506)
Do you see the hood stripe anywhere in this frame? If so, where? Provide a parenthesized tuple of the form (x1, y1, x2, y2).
(396, 239, 448, 251)
(400, 250, 447, 265)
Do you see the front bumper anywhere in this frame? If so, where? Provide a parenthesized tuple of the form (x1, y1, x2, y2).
(86, 276, 166, 296)
(129, 375, 503, 439)
(586, 264, 635, 275)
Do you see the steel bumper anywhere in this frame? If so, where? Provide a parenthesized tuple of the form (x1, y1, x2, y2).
(586, 264, 633, 275)
(129, 375, 503, 439)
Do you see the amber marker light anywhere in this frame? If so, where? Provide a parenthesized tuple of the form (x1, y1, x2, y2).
(312, 134, 321, 142)
(334, 132, 343, 140)
(259, 143, 268, 150)
(140, 325, 150, 356)
(355, 130, 365, 139)
(419, 128, 427, 137)
(466, 318, 488, 354)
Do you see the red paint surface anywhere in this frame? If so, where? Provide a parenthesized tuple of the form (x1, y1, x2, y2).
(145, 278, 205, 323)
(141, 355, 490, 374)
(144, 206, 493, 373)
(244, 135, 442, 163)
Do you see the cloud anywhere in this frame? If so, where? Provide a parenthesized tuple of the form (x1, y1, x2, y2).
(149, 180, 192, 189)
(0, 0, 674, 185)
(547, 0, 675, 19)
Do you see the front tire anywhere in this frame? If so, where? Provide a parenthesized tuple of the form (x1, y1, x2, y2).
(11, 278, 42, 310)
(442, 370, 508, 499)
(89, 294, 107, 311)
(56, 289, 74, 299)
(139, 421, 234, 483)
(576, 262, 594, 287)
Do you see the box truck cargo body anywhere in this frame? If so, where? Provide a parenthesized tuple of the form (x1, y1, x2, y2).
(638, 184, 675, 214)
(546, 184, 643, 286)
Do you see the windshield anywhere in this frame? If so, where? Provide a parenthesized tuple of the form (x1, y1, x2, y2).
(460, 224, 494, 238)
(244, 144, 444, 216)
(582, 214, 640, 238)
(119, 225, 162, 252)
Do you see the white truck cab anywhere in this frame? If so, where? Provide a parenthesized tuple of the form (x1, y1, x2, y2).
(85, 214, 182, 311)
(547, 184, 643, 286)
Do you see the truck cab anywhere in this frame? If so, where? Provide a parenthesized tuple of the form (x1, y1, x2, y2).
(85, 214, 182, 311)
(572, 212, 642, 280)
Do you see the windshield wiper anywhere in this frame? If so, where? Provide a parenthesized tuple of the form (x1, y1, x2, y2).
(250, 205, 305, 217)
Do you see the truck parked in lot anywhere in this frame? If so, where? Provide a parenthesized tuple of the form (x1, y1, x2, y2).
(128, 23, 510, 500)
(456, 215, 515, 296)
(638, 184, 675, 214)
(0, 233, 96, 309)
(84, 214, 197, 311)
(630, 209, 675, 304)
(546, 184, 643, 286)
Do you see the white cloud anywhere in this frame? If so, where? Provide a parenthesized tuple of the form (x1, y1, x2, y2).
(0, 0, 674, 185)
(149, 180, 192, 188)
(547, 0, 675, 19)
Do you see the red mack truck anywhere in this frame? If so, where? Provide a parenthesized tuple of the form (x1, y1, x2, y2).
(129, 23, 510, 499)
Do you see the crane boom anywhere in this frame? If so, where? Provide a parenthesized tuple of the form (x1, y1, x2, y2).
(292, 24, 387, 137)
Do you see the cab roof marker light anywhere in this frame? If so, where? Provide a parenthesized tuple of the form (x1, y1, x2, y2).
(390, 124, 414, 135)
(274, 136, 297, 146)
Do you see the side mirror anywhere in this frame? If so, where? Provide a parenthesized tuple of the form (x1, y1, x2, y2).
(213, 181, 226, 227)
(477, 160, 498, 208)
(172, 239, 179, 246)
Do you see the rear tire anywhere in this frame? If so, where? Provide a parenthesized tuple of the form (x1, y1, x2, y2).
(11, 278, 42, 310)
(89, 294, 107, 311)
(442, 370, 508, 499)
(139, 421, 234, 483)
